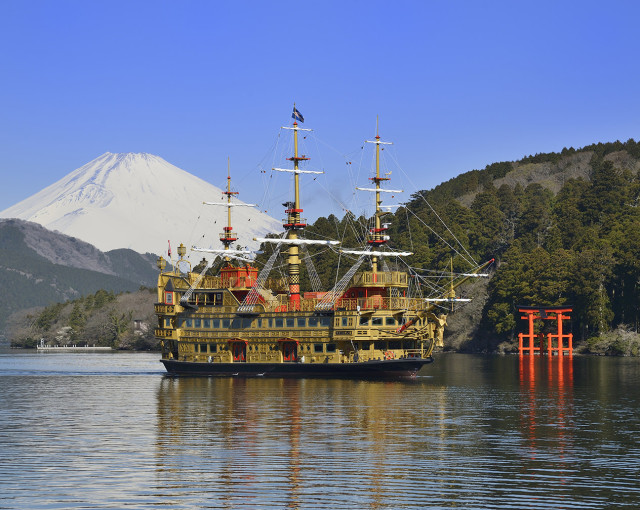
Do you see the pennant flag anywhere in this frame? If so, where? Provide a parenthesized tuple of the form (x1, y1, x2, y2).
(168, 240, 172, 258)
(292, 106, 304, 123)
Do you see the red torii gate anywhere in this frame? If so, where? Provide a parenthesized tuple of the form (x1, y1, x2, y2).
(518, 306, 573, 356)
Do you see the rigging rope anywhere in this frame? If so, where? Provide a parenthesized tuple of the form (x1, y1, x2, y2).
(385, 149, 478, 267)
(237, 239, 284, 313)
(315, 249, 370, 311)
(406, 208, 476, 267)
(301, 244, 323, 293)
(180, 256, 218, 304)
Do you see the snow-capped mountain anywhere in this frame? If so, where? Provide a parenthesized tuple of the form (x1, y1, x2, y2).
(0, 153, 281, 255)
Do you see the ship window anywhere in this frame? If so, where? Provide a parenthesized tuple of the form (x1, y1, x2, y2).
(257, 319, 262, 328)
(359, 316, 369, 326)
(374, 341, 386, 350)
(165, 292, 173, 304)
(286, 318, 295, 328)
(195, 319, 201, 328)
(199, 343, 207, 353)
(360, 341, 371, 351)
(385, 317, 396, 325)
(207, 292, 223, 306)
(314, 343, 323, 353)
(243, 319, 253, 328)
(275, 318, 284, 328)
(308, 317, 318, 327)
(210, 344, 217, 353)
(222, 319, 230, 328)
(320, 317, 331, 327)
(164, 318, 171, 328)
(341, 317, 349, 327)
(297, 318, 306, 328)
(389, 340, 401, 349)
(358, 290, 364, 298)
(372, 317, 383, 326)
(326, 343, 336, 353)
(185, 319, 193, 328)
(212, 319, 220, 328)
(203, 319, 210, 328)
(231, 319, 242, 329)
(403, 340, 416, 350)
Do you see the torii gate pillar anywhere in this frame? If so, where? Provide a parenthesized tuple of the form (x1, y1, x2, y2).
(518, 306, 573, 356)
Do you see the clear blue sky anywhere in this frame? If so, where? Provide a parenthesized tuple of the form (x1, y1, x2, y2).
(2, 0, 640, 222)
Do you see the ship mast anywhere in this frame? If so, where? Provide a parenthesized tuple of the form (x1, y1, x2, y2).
(255, 107, 340, 310)
(192, 159, 256, 260)
(359, 118, 402, 274)
(220, 157, 239, 262)
(283, 114, 309, 308)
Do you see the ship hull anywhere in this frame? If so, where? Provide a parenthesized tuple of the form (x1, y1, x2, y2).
(160, 357, 433, 379)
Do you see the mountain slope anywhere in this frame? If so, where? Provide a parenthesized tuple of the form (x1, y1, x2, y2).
(0, 219, 159, 334)
(0, 153, 281, 254)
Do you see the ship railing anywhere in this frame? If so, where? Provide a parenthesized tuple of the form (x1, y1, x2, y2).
(336, 297, 425, 311)
(267, 298, 322, 313)
(184, 274, 287, 291)
(154, 304, 175, 314)
(260, 296, 426, 313)
(347, 348, 430, 362)
(403, 349, 430, 358)
(154, 328, 175, 338)
(351, 271, 409, 287)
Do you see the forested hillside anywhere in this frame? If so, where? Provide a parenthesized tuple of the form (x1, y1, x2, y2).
(270, 139, 640, 353)
(400, 139, 640, 351)
(0, 219, 159, 337)
(7, 288, 158, 350)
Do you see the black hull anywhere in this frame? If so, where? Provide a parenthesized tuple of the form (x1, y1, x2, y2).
(160, 357, 433, 379)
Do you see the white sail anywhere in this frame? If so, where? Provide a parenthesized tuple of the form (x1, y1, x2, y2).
(203, 201, 257, 207)
(272, 167, 324, 175)
(340, 249, 413, 257)
(254, 237, 339, 246)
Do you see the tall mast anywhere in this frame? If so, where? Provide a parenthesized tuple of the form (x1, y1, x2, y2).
(220, 157, 239, 262)
(364, 117, 395, 273)
(269, 106, 326, 308)
(284, 118, 307, 308)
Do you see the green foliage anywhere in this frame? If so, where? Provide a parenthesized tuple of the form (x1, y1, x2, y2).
(586, 325, 640, 356)
(36, 303, 66, 331)
(9, 288, 158, 351)
(393, 139, 640, 347)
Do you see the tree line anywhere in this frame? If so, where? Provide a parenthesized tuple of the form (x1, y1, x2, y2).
(8, 288, 158, 350)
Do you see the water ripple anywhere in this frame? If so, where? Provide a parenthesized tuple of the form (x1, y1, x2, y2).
(0, 352, 639, 509)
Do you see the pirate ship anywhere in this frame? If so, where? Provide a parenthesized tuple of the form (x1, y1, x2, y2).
(154, 110, 491, 378)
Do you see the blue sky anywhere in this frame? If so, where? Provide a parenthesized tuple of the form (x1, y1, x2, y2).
(1, 1, 640, 222)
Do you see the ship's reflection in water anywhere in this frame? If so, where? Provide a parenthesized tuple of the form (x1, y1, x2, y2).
(154, 354, 640, 509)
(155, 377, 433, 509)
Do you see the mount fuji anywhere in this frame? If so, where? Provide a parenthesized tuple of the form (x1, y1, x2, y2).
(0, 153, 281, 255)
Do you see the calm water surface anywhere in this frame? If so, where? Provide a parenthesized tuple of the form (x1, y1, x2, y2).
(0, 350, 639, 509)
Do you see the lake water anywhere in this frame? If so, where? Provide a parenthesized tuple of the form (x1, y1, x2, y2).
(0, 350, 639, 509)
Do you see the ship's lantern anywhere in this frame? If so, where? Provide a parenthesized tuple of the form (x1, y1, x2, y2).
(157, 256, 166, 271)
